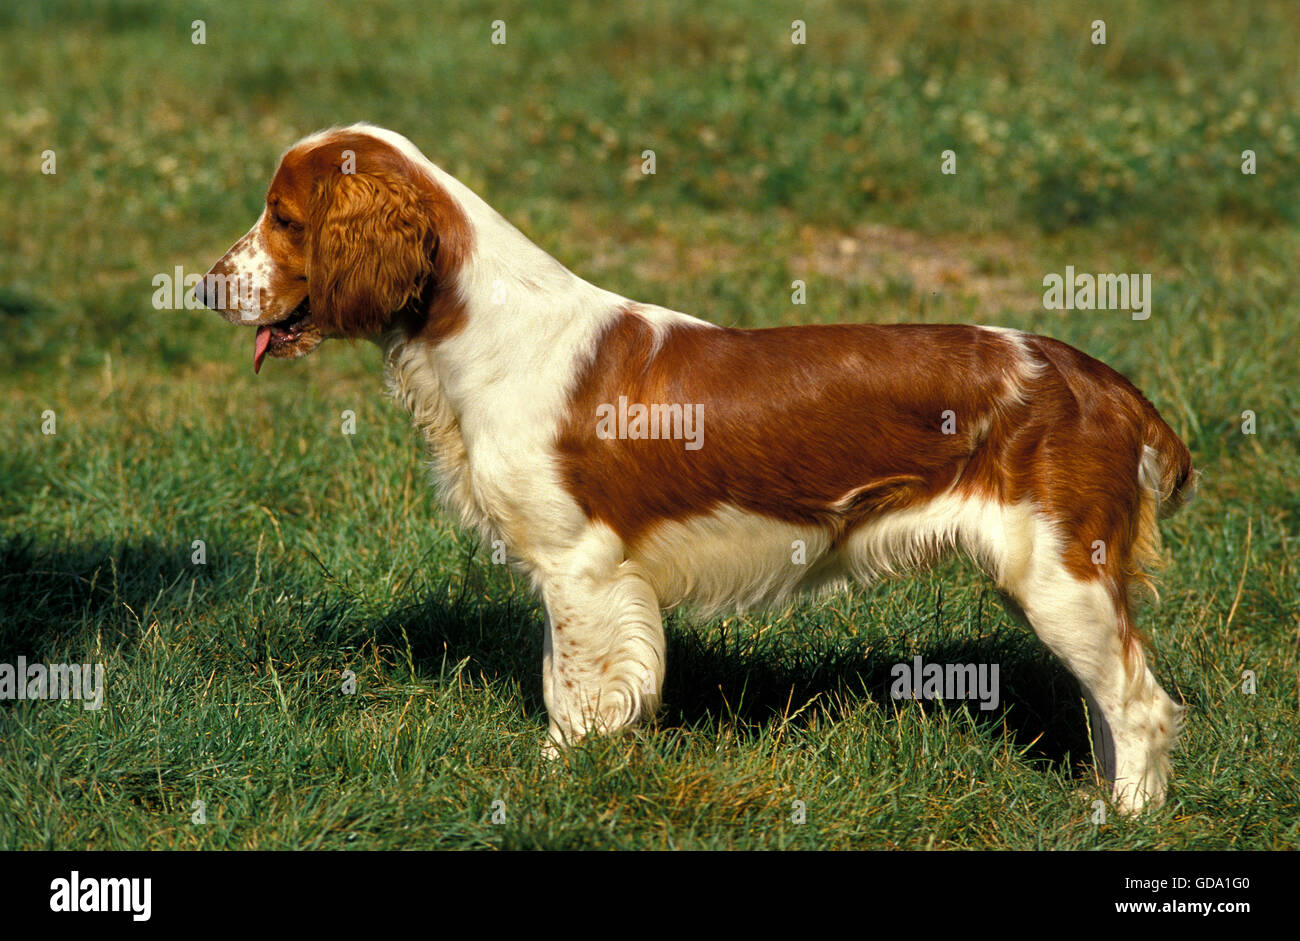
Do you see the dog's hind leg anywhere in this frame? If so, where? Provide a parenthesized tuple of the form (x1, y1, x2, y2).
(539, 553, 665, 755)
(1001, 514, 1179, 814)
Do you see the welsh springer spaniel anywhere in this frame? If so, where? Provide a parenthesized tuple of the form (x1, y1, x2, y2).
(196, 124, 1195, 813)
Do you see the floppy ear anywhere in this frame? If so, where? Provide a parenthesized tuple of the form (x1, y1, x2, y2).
(306, 165, 436, 337)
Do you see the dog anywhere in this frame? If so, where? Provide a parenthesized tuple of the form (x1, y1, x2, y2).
(195, 124, 1195, 812)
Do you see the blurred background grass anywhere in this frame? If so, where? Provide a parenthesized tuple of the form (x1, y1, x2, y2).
(0, 0, 1295, 849)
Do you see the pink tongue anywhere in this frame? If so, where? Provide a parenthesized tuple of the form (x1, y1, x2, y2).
(253, 326, 272, 374)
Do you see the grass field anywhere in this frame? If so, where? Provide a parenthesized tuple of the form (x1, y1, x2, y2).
(0, 0, 1296, 850)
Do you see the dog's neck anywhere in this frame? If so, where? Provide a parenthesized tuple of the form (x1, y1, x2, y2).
(373, 210, 620, 553)
(367, 134, 708, 551)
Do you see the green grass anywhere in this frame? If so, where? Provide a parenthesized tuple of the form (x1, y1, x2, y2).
(0, 0, 1296, 849)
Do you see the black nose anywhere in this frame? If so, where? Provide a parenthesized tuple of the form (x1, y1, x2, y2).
(192, 277, 208, 309)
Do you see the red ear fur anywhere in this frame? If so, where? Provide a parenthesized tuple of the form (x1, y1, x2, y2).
(306, 160, 436, 337)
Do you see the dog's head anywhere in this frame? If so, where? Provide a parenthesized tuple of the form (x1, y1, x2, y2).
(194, 125, 470, 372)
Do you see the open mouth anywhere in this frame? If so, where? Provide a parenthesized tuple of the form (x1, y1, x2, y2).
(253, 301, 313, 373)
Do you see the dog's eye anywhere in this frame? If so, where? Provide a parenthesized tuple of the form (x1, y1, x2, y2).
(273, 213, 301, 232)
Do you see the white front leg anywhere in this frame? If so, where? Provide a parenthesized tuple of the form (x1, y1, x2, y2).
(539, 558, 665, 754)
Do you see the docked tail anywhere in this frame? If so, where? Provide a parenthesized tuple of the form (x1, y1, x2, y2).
(1139, 408, 1197, 518)
(1131, 403, 1196, 597)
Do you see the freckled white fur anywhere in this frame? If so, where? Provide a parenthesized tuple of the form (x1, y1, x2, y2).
(206, 210, 283, 324)
(231, 124, 1181, 813)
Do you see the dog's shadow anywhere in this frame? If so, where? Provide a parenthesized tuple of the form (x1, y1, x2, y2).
(364, 576, 1093, 774)
(659, 607, 1092, 772)
(0, 535, 207, 659)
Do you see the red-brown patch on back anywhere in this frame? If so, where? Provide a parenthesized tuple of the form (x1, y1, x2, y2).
(555, 310, 1029, 547)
